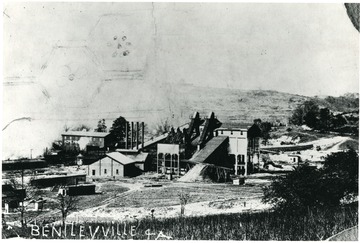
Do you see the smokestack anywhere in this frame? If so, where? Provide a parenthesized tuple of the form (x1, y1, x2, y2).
(136, 122, 140, 150)
(131, 122, 134, 149)
(125, 122, 128, 149)
(142, 122, 145, 150)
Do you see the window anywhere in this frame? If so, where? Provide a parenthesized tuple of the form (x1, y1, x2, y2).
(92, 170, 96, 176)
(116, 169, 119, 175)
(221, 131, 223, 134)
(240, 131, 243, 135)
(230, 131, 233, 135)
(104, 169, 107, 174)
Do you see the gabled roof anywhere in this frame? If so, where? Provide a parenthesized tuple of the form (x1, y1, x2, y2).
(62, 131, 110, 138)
(190, 136, 229, 164)
(219, 122, 253, 130)
(127, 152, 149, 162)
(106, 152, 135, 165)
(132, 133, 168, 150)
(288, 154, 301, 157)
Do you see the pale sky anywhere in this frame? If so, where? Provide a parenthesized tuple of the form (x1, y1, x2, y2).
(4, 2, 359, 96)
(2, 2, 359, 158)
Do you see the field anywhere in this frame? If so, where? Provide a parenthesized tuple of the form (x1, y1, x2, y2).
(6, 203, 358, 240)
(66, 174, 271, 223)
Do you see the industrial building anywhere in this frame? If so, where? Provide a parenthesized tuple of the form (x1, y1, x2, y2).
(30, 174, 86, 188)
(288, 154, 302, 164)
(154, 112, 262, 179)
(87, 152, 142, 177)
(2, 184, 26, 213)
(58, 184, 96, 196)
(61, 131, 111, 150)
(2, 159, 47, 171)
(214, 123, 262, 176)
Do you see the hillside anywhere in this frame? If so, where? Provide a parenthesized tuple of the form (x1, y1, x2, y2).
(163, 83, 306, 126)
(313, 93, 359, 113)
(3, 79, 358, 159)
(164, 84, 358, 127)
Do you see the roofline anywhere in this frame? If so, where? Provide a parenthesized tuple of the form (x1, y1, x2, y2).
(214, 127, 248, 131)
(116, 149, 140, 153)
(106, 153, 136, 165)
(61, 133, 110, 138)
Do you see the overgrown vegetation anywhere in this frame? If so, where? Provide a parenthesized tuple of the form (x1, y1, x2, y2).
(4, 203, 357, 240)
(290, 99, 358, 134)
(262, 150, 358, 212)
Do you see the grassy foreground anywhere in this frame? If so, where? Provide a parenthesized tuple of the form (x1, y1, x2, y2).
(3, 203, 358, 240)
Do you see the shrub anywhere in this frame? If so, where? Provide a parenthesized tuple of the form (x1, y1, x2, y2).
(262, 150, 358, 213)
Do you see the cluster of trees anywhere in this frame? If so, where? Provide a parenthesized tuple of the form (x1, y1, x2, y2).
(108, 116, 149, 148)
(95, 119, 107, 132)
(290, 100, 357, 132)
(262, 150, 358, 213)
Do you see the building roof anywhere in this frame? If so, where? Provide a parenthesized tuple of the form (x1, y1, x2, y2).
(132, 133, 168, 150)
(190, 136, 228, 164)
(62, 131, 110, 138)
(219, 122, 253, 130)
(34, 173, 87, 180)
(116, 149, 140, 153)
(106, 152, 136, 165)
(215, 127, 248, 132)
(127, 152, 149, 163)
(133, 122, 190, 150)
(288, 154, 301, 157)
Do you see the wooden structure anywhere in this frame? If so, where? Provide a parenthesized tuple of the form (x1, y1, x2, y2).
(157, 144, 180, 177)
(87, 152, 141, 177)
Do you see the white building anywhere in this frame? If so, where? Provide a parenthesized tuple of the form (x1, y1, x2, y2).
(87, 152, 141, 177)
(213, 123, 262, 176)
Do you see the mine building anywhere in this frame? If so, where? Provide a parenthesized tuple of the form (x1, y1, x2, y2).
(214, 122, 262, 176)
(154, 112, 262, 180)
(30, 174, 86, 188)
(2, 184, 26, 213)
(61, 131, 111, 151)
(87, 152, 142, 178)
(58, 184, 96, 196)
(2, 158, 47, 171)
(288, 154, 302, 164)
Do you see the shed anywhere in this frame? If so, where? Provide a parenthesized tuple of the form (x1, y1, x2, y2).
(87, 152, 141, 177)
(126, 152, 150, 171)
(30, 174, 86, 188)
(2, 184, 26, 213)
(288, 154, 301, 164)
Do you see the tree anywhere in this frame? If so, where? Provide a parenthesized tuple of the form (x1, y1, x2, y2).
(262, 165, 322, 212)
(109, 116, 128, 147)
(8, 169, 42, 228)
(155, 119, 171, 136)
(318, 108, 332, 131)
(72, 124, 90, 132)
(95, 119, 107, 132)
(262, 150, 359, 213)
(260, 121, 272, 145)
(322, 150, 358, 199)
(290, 100, 319, 127)
(178, 192, 190, 216)
(56, 194, 79, 226)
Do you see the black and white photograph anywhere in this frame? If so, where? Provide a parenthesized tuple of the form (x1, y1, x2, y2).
(1, 1, 359, 240)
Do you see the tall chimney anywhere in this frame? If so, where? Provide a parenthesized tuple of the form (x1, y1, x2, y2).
(142, 122, 145, 150)
(131, 122, 134, 149)
(136, 122, 140, 150)
(125, 122, 128, 149)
